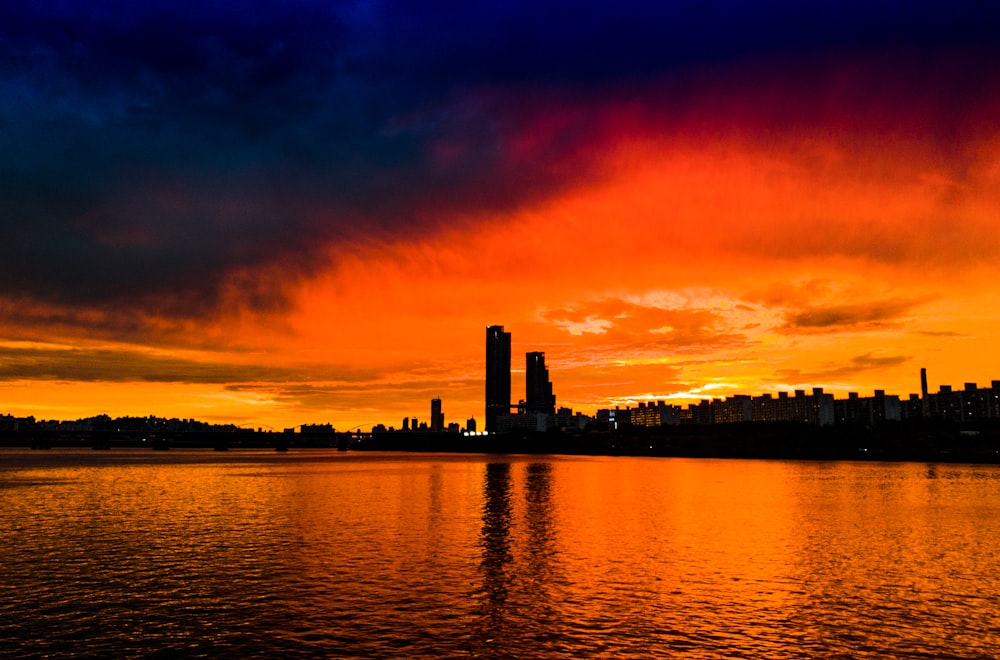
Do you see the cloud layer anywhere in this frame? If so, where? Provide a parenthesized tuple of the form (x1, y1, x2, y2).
(3, 2, 999, 319)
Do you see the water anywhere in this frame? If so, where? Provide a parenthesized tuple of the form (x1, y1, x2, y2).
(2, 450, 1000, 658)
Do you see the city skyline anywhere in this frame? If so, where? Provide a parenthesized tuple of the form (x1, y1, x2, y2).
(1, 3, 999, 430)
(4, 352, 997, 433)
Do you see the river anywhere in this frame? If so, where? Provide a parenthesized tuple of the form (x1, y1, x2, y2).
(2, 450, 998, 658)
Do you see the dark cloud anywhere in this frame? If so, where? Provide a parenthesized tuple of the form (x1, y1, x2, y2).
(0, 344, 374, 384)
(777, 353, 910, 382)
(366, 1, 1000, 85)
(0, 282, 296, 350)
(745, 280, 844, 309)
(783, 298, 929, 332)
(224, 377, 482, 419)
(2, 1, 998, 330)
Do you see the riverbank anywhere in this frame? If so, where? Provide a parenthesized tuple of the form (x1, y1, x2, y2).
(6, 420, 1000, 463)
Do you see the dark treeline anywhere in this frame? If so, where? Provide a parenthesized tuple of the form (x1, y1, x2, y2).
(5, 420, 1000, 464)
(0, 429, 349, 451)
(361, 419, 1000, 464)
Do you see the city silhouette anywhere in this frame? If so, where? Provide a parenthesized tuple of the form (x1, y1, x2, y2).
(3, 326, 999, 462)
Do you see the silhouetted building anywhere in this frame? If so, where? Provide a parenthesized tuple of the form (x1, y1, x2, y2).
(402, 417, 410, 431)
(660, 403, 682, 426)
(596, 407, 628, 430)
(525, 351, 556, 415)
(901, 393, 923, 420)
(920, 380, 1000, 422)
(466, 417, 477, 433)
(0, 414, 21, 432)
(934, 385, 963, 422)
(497, 410, 552, 432)
(485, 325, 511, 432)
(689, 399, 713, 425)
(555, 406, 592, 430)
(629, 401, 662, 427)
(963, 383, 989, 421)
(713, 395, 753, 423)
(921, 367, 930, 417)
(870, 390, 901, 423)
(431, 398, 444, 432)
(752, 393, 776, 422)
(835, 392, 863, 425)
(300, 423, 334, 434)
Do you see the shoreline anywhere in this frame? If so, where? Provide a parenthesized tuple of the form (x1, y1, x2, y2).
(4, 420, 1000, 464)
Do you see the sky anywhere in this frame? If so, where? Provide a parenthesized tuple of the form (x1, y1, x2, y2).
(2, 1, 1000, 431)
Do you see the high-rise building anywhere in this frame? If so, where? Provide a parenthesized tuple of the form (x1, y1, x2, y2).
(430, 398, 444, 432)
(485, 325, 511, 433)
(526, 351, 556, 415)
(920, 367, 929, 417)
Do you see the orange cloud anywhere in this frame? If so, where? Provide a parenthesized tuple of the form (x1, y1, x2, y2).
(781, 298, 932, 333)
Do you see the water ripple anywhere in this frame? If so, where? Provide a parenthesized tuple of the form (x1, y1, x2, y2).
(2, 452, 1000, 658)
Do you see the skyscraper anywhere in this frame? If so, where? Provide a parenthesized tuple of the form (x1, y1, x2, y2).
(526, 351, 556, 415)
(921, 367, 929, 418)
(430, 397, 444, 432)
(485, 325, 511, 432)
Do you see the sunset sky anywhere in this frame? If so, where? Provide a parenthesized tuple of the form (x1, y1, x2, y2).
(2, 1, 1000, 431)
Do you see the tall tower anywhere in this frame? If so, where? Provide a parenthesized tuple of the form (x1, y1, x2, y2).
(920, 367, 929, 418)
(485, 325, 511, 433)
(430, 398, 444, 432)
(526, 351, 555, 415)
